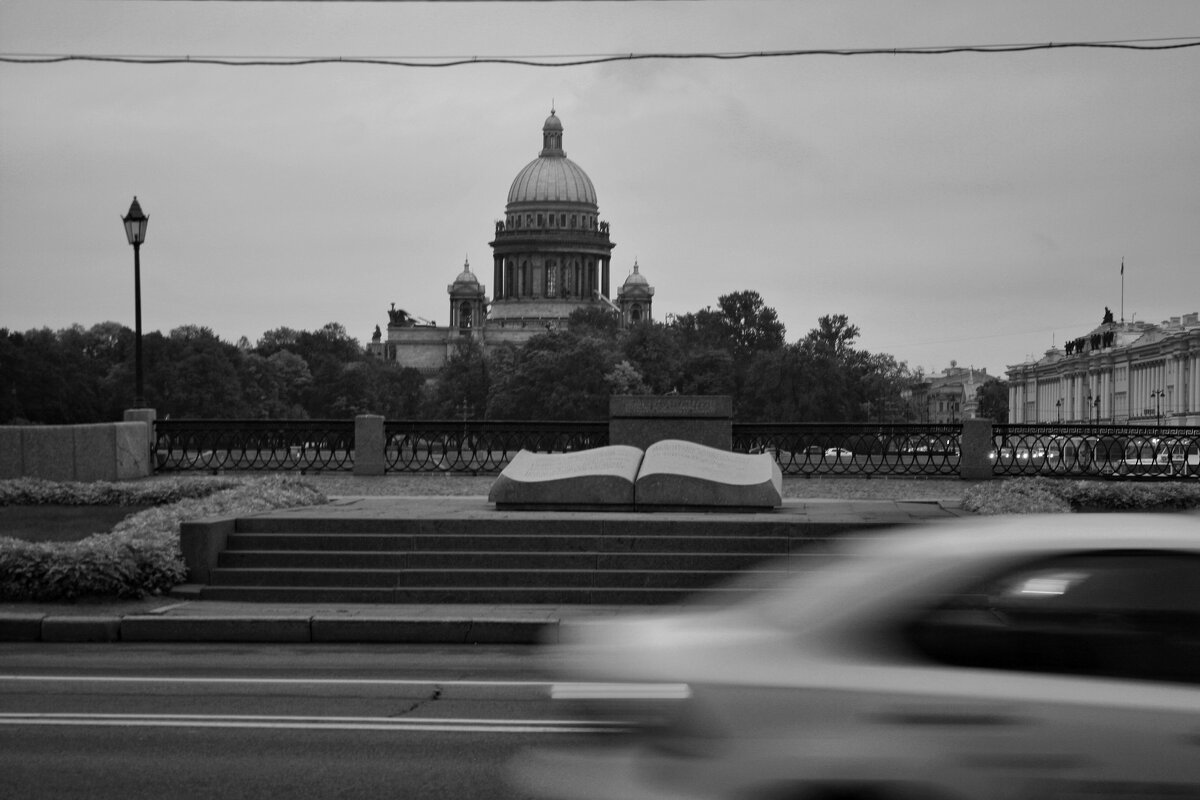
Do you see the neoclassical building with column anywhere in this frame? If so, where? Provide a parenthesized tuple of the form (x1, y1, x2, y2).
(1006, 309, 1200, 426)
(372, 109, 654, 375)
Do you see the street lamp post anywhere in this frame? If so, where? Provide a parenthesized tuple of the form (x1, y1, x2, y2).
(1056, 398, 1063, 423)
(122, 197, 149, 407)
(1150, 389, 1164, 430)
(1093, 396, 1101, 424)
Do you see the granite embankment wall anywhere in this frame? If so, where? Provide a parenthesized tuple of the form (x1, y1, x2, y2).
(0, 419, 153, 482)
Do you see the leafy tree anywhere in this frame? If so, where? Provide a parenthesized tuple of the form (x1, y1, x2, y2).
(604, 360, 651, 396)
(3, 327, 90, 423)
(677, 348, 737, 397)
(792, 314, 866, 421)
(567, 305, 622, 338)
(716, 290, 786, 361)
(156, 326, 247, 417)
(300, 322, 363, 364)
(976, 378, 1010, 423)
(367, 361, 426, 418)
(740, 344, 811, 421)
(255, 327, 302, 356)
(668, 307, 728, 352)
(856, 352, 916, 422)
(0, 329, 21, 423)
(239, 351, 312, 418)
(804, 314, 860, 360)
(487, 332, 616, 419)
(668, 291, 786, 412)
(737, 314, 917, 423)
(426, 340, 491, 418)
(325, 362, 381, 418)
(620, 322, 682, 394)
(283, 323, 367, 416)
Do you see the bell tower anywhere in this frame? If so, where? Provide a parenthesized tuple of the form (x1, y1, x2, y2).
(447, 257, 487, 330)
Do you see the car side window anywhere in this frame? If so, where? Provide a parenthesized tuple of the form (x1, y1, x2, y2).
(903, 551, 1200, 685)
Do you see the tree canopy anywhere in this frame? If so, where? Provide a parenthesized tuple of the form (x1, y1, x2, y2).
(4, 291, 925, 424)
(975, 378, 1010, 424)
(2, 321, 423, 423)
(428, 293, 920, 423)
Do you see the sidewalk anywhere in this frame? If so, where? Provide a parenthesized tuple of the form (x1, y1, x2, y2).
(0, 496, 969, 645)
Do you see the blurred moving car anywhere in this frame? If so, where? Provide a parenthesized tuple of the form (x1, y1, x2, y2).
(823, 447, 854, 460)
(511, 514, 1200, 800)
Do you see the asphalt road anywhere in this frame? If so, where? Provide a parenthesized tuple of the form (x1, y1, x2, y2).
(0, 643, 604, 800)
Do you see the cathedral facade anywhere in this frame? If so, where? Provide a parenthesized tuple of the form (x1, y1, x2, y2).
(372, 110, 654, 375)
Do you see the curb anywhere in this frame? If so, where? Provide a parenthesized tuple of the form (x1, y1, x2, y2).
(41, 615, 122, 643)
(0, 612, 557, 645)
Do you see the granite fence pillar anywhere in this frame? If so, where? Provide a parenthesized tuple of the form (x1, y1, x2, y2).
(353, 414, 386, 476)
(959, 418, 995, 480)
(123, 407, 157, 478)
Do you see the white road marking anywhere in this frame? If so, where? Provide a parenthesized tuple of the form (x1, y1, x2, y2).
(0, 675, 686, 695)
(0, 676, 682, 734)
(0, 712, 628, 734)
(552, 682, 691, 700)
(0, 674, 549, 687)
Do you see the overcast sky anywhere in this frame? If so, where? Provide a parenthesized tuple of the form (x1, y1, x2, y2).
(2, 0, 1198, 379)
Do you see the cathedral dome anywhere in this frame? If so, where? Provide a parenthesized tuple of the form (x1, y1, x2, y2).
(448, 257, 484, 297)
(506, 110, 598, 207)
(453, 260, 478, 285)
(622, 262, 649, 288)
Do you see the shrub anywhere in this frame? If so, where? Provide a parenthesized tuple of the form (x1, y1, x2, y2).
(0, 475, 326, 601)
(963, 478, 1200, 515)
(961, 479, 1071, 515)
(0, 475, 245, 506)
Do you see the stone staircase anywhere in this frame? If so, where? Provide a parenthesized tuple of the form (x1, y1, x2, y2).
(188, 512, 878, 604)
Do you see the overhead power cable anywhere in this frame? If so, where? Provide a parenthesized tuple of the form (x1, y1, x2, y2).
(2, 36, 1199, 68)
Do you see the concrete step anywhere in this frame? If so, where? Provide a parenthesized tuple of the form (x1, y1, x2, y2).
(208, 567, 775, 590)
(210, 568, 404, 589)
(196, 585, 762, 605)
(190, 507, 889, 604)
(225, 531, 793, 555)
(217, 549, 777, 571)
(227, 533, 414, 552)
(234, 515, 803, 538)
(218, 551, 413, 569)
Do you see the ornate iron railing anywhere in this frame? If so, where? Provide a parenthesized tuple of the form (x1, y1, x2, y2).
(992, 424, 1200, 479)
(384, 420, 609, 473)
(155, 420, 355, 472)
(732, 423, 962, 476)
(152, 418, 1199, 480)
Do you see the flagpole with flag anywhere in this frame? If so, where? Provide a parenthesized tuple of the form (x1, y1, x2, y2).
(1120, 257, 1125, 323)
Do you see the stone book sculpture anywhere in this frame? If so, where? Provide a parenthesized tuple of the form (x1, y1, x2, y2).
(488, 439, 783, 511)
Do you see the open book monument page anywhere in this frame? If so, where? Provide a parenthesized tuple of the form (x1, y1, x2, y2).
(487, 439, 783, 511)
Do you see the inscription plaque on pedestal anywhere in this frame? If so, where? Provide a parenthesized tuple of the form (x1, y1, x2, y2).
(609, 395, 733, 450)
